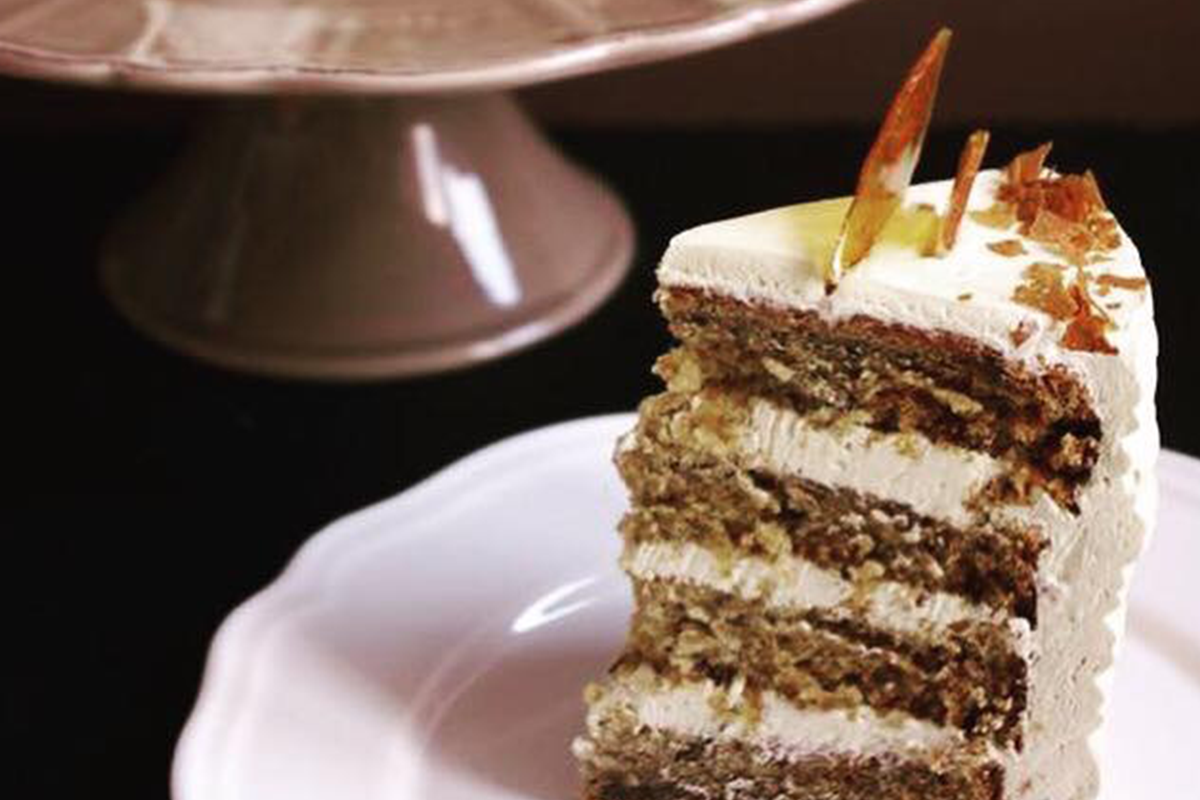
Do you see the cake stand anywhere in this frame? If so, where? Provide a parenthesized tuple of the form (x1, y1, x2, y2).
(0, 0, 861, 379)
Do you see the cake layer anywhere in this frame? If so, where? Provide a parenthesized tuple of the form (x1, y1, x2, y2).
(576, 668, 1002, 800)
(658, 287, 1097, 510)
(620, 394, 1045, 621)
(622, 390, 1047, 621)
(579, 728, 1002, 800)
(623, 577, 1026, 745)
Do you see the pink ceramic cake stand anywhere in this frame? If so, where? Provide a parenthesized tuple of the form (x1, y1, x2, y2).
(0, 0, 860, 378)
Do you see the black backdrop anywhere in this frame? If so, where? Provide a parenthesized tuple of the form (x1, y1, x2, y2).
(7, 106, 1198, 797)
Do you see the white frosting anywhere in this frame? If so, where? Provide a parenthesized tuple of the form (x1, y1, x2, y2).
(739, 398, 1002, 527)
(624, 539, 1017, 638)
(659, 171, 1150, 404)
(650, 175, 1160, 800)
(579, 667, 962, 761)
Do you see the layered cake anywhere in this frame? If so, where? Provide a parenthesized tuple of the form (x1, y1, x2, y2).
(574, 29, 1158, 800)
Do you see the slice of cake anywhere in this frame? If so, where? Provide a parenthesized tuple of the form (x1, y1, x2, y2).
(574, 28, 1158, 800)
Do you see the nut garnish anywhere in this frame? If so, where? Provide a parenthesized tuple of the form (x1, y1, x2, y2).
(827, 28, 952, 290)
(941, 129, 990, 252)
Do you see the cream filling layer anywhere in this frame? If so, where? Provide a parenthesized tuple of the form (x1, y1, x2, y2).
(624, 540, 1023, 640)
(738, 398, 1003, 528)
(581, 666, 963, 758)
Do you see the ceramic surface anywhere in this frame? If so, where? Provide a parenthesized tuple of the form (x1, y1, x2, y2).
(0, 0, 864, 93)
(172, 413, 1200, 800)
(101, 94, 633, 379)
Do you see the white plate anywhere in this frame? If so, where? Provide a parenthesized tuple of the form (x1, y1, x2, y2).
(172, 414, 1200, 800)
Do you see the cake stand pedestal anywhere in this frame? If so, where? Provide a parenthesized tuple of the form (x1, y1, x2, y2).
(101, 93, 631, 378)
(0, 0, 861, 379)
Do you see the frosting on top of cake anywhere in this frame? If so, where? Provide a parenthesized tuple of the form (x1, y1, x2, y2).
(658, 170, 1151, 381)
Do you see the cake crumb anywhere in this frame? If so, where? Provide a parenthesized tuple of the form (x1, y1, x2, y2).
(892, 432, 924, 458)
(761, 356, 796, 383)
(1010, 320, 1036, 347)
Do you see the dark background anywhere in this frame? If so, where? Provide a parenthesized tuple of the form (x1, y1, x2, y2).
(7, 85, 1200, 800)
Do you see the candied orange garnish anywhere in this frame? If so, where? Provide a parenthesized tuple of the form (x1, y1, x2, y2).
(827, 28, 952, 289)
(941, 129, 990, 251)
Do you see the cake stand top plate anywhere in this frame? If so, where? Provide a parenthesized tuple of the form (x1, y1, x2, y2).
(0, 0, 861, 93)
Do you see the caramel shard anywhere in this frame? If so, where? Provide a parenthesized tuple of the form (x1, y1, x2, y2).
(996, 144, 1120, 264)
(1006, 142, 1053, 186)
(988, 239, 1027, 257)
(957, 292, 973, 301)
(827, 28, 952, 289)
(1096, 273, 1147, 292)
(1014, 262, 1118, 353)
(1013, 262, 1076, 319)
(941, 129, 990, 252)
(1063, 279, 1117, 354)
(970, 203, 1018, 230)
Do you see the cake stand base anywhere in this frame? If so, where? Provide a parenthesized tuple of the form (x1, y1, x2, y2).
(101, 93, 633, 380)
